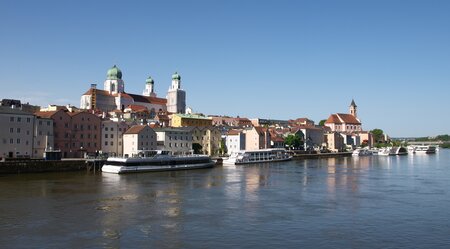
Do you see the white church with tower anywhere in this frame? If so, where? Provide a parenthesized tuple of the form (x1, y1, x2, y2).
(80, 65, 186, 117)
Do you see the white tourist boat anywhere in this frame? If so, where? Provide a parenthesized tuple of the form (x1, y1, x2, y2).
(414, 145, 436, 154)
(352, 148, 372, 156)
(102, 150, 215, 174)
(222, 149, 292, 165)
(378, 147, 408, 156)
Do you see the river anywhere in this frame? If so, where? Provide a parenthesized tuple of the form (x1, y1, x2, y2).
(1, 150, 450, 248)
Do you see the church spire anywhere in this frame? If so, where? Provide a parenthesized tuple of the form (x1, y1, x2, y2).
(349, 99, 357, 117)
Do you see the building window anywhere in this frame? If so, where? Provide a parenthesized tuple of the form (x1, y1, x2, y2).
(87, 125, 91, 130)
(17, 139, 20, 144)
(119, 142, 122, 146)
(10, 117, 14, 122)
(47, 121, 50, 126)
(105, 141, 108, 146)
(111, 134, 114, 139)
(105, 127, 108, 131)
(10, 139, 13, 144)
(17, 117, 21, 122)
(39, 120, 42, 125)
(65, 123, 68, 128)
(87, 142, 91, 147)
(10, 128, 13, 133)
(105, 134, 108, 138)
(80, 134, 84, 139)
(88, 134, 91, 139)
(110, 141, 113, 146)
(111, 128, 114, 131)
(27, 117, 31, 123)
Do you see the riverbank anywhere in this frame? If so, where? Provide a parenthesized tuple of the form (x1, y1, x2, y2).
(1, 152, 352, 174)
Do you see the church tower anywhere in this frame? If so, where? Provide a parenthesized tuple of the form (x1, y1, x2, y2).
(143, 76, 156, 97)
(104, 65, 125, 94)
(166, 72, 186, 113)
(349, 99, 357, 117)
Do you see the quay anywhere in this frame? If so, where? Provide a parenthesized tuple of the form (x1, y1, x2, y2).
(0, 153, 351, 174)
(0, 158, 106, 174)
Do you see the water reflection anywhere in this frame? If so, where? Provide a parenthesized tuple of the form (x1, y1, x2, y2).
(1, 151, 450, 248)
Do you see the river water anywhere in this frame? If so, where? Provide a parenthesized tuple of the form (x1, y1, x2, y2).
(1, 150, 450, 249)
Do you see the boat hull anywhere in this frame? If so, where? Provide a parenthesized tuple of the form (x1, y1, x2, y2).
(102, 161, 215, 174)
(223, 156, 292, 166)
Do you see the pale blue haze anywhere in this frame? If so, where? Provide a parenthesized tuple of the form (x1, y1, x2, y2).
(0, 0, 449, 137)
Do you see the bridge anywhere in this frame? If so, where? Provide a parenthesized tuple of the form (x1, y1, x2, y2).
(407, 141, 444, 145)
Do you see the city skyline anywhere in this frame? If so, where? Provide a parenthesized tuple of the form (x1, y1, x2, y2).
(1, 0, 449, 137)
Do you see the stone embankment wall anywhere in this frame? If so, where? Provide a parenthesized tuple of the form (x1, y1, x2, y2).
(0, 160, 86, 174)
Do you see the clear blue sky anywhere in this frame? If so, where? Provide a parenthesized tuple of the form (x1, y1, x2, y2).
(1, 0, 449, 137)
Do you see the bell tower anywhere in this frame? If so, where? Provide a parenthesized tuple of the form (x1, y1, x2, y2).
(166, 72, 186, 114)
(349, 99, 357, 117)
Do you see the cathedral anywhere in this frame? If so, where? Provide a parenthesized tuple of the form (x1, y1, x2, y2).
(80, 65, 186, 117)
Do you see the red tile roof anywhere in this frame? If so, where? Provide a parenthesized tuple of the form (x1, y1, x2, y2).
(325, 113, 361, 125)
(227, 129, 241, 135)
(34, 110, 59, 118)
(124, 125, 148, 134)
(325, 114, 342, 124)
(126, 105, 148, 112)
(82, 88, 111, 96)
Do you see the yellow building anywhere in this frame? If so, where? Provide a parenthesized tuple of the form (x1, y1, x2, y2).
(171, 114, 212, 127)
(190, 126, 222, 156)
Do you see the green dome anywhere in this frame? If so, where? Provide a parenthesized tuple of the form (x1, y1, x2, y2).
(146, 76, 154, 84)
(172, 72, 181, 80)
(107, 65, 122, 80)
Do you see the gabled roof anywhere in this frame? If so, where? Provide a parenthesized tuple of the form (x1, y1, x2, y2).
(82, 88, 111, 96)
(227, 129, 242, 136)
(34, 110, 59, 118)
(325, 113, 361, 125)
(124, 125, 148, 134)
(126, 105, 148, 112)
(325, 114, 342, 124)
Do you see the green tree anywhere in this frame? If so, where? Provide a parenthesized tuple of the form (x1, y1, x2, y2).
(371, 129, 384, 142)
(219, 140, 227, 155)
(192, 143, 203, 154)
(284, 134, 302, 150)
(319, 119, 327, 126)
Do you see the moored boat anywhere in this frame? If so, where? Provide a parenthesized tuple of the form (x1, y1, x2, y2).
(223, 148, 292, 165)
(102, 150, 215, 174)
(352, 148, 372, 156)
(414, 145, 436, 154)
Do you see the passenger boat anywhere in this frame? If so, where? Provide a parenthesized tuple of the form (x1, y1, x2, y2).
(378, 147, 408, 156)
(222, 148, 292, 165)
(352, 148, 372, 156)
(102, 150, 215, 174)
(414, 145, 436, 154)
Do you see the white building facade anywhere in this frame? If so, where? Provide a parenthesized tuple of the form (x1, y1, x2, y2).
(122, 125, 157, 157)
(101, 120, 134, 157)
(154, 127, 192, 155)
(0, 107, 35, 158)
(225, 130, 246, 155)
